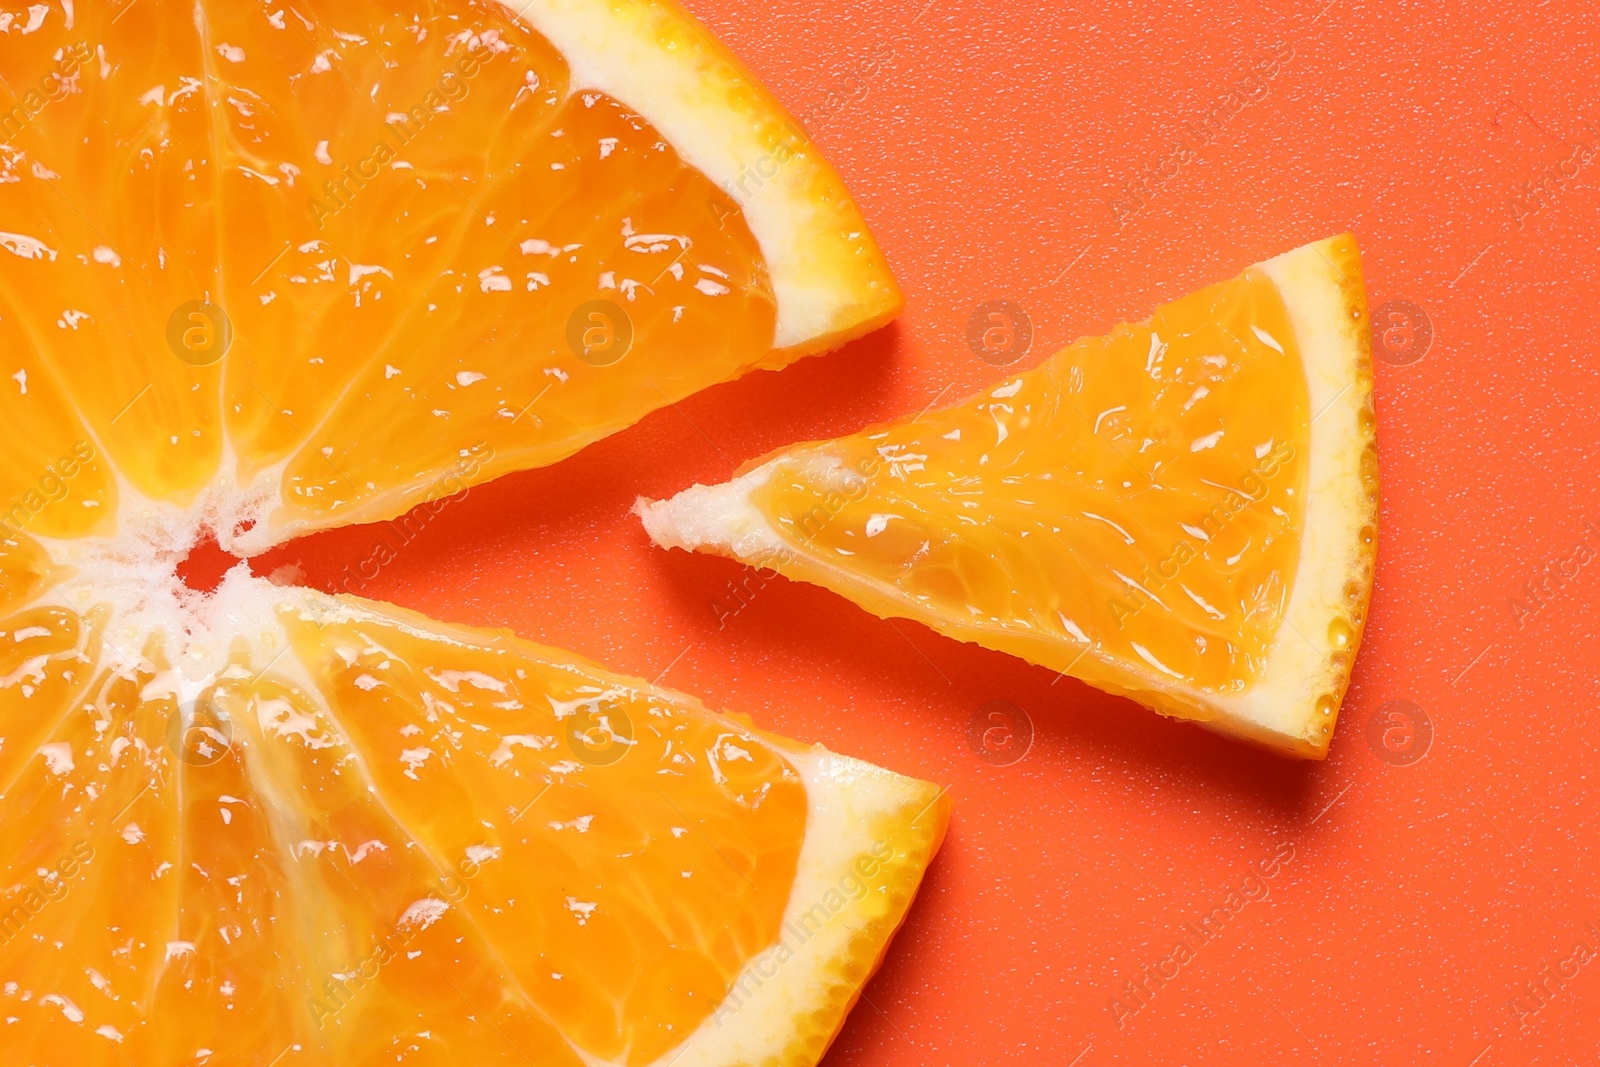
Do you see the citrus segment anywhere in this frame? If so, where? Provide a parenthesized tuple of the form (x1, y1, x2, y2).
(0, 567, 947, 1064)
(282, 598, 810, 1065)
(639, 235, 1379, 757)
(0, 337, 118, 541)
(0, 0, 900, 553)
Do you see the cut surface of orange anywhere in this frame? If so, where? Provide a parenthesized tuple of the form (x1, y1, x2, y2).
(0, 585, 948, 1064)
(639, 236, 1380, 757)
(0, 0, 900, 553)
(0, 0, 941, 1063)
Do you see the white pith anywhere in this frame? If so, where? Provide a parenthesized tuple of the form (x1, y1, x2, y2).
(636, 237, 1375, 757)
(1208, 241, 1371, 750)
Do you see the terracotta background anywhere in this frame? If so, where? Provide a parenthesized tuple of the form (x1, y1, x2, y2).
(260, 0, 1600, 1061)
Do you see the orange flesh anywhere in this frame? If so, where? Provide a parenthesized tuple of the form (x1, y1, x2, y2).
(0, 0, 774, 532)
(0, 0, 937, 1060)
(750, 267, 1309, 695)
(0, 599, 808, 1064)
(0, 3, 812, 1055)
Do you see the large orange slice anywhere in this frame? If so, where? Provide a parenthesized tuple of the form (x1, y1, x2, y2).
(0, 0, 900, 552)
(639, 236, 1380, 758)
(0, 585, 948, 1063)
(0, 0, 944, 1063)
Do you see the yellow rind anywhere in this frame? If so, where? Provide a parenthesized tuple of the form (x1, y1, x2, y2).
(658, 751, 948, 1067)
(1208, 235, 1378, 757)
(499, 0, 903, 355)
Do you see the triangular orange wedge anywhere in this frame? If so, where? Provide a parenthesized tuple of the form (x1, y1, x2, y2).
(639, 235, 1380, 757)
(0, 0, 943, 1062)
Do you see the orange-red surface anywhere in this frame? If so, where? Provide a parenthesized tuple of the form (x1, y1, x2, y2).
(252, 1, 1600, 1062)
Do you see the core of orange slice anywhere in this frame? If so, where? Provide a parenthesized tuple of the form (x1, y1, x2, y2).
(0, 0, 900, 554)
(0, 0, 942, 1062)
(639, 235, 1380, 758)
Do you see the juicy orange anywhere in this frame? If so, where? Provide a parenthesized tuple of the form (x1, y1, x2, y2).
(0, 0, 901, 552)
(0, 0, 944, 1063)
(0, 590, 948, 1064)
(640, 235, 1380, 757)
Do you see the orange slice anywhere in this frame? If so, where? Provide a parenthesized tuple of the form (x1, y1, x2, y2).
(0, 0, 900, 553)
(639, 235, 1380, 758)
(0, 586, 948, 1063)
(0, 0, 943, 1062)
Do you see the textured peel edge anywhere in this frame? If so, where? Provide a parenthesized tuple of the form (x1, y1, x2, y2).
(1207, 234, 1378, 757)
(656, 751, 949, 1067)
(496, 0, 903, 356)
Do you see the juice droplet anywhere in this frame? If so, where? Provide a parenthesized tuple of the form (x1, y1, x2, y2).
(1328, 617, 1354, 649)
(1316, 694, 1338, 717)
(1362, 442, 1381, 478)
